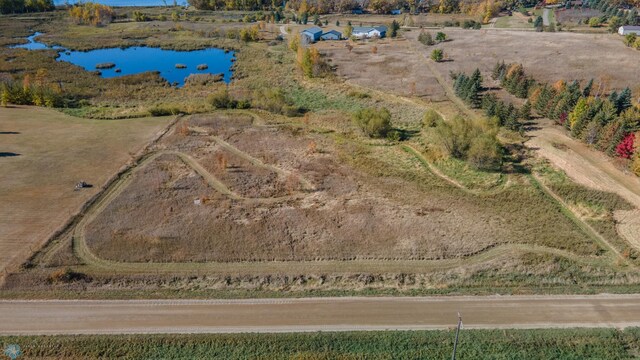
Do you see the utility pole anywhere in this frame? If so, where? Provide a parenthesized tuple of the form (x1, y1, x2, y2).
(451, 312, 463, 360)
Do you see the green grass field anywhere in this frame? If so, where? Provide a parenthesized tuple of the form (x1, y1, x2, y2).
(2, 328, 640, 359)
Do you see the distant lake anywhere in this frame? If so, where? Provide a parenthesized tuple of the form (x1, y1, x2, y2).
(12, 33, 235, 87)
(53, 0, 186, 6)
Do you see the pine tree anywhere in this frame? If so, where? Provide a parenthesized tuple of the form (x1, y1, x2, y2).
(535, 85, 551, 113)
(582, 79, 594, 97)
(515, 77, 529, 98)
(466, 80, 482, 108)
(491, 61, 505, 81)
(520, 101, 531, 120)
(482, 94, 498, 117)
(470, 68, 482, 85)
(607, 90, 618, 105)
(505, 103, 520, 131)
(616, 87, 632, 114)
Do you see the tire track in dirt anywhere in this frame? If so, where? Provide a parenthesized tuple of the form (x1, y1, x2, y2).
(615, 210, 640, 252)
(38, 114, 628, 275)
(527, 119, 640, 253)
(407, 38, 481, 122)
(190, 126, 316, 192)
(402, 144, 508, 196)
(67, 150, 611, 275)
(531, 174, 631, 267)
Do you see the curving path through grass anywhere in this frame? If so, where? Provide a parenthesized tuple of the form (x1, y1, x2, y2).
(37, 114, 630, 276)
(64, 149, 621, 275)
(402, 144, 509, 196)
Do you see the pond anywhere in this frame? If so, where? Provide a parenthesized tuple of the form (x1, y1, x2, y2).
(53, 0, 185, 6)
(11, 33, 235, 87)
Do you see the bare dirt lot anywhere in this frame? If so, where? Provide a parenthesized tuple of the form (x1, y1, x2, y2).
(85, 113, 506, 262)
(316, 38, 448, 101)
(0, 106, 172, 276)
(408, 29, 640, 91)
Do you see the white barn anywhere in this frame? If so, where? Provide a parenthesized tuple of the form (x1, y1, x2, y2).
(618, 26, 640, 35)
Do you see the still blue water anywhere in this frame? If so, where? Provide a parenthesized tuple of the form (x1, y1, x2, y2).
(53, 0, 185, 6)
(11, 33, 235, 87)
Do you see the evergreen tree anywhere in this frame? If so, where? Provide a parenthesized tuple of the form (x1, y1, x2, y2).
(616, 87, 632, 114)
(492, 61, 506, 81)
(582, 79, 593, 97)
(470, 68, 483, 87)
(390, 20, 400, 37)
(482, 94, 498, 117)
(520, 101, 531, 121)
(607, 90, 618, 105)
(534, 15, 543, 29)
(535, 85, 552, 113)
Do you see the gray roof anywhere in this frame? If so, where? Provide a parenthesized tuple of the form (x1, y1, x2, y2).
(301, 27, 323, 35)
(322, 30, 342, 36)
(620, 26, 640, 30)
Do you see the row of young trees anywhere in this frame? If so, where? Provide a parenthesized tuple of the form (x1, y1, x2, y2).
(496, 62, 640, 174)
(588, 0, 639, 26)
(188, 0, 506, 17)
(452, 68, 528, 132)
(0, 0, 53, 14)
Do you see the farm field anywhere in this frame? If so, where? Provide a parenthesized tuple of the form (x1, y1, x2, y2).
(407, 29, 640, 92)
(0, 106, 172, 278)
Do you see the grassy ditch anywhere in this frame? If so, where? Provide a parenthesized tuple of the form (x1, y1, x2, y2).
(2, 328, 640, 359)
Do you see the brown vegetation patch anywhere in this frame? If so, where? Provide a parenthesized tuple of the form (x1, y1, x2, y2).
(81, 113, 601, 264)
(316, 39, 447, 101)
(409, 29, 640, 91)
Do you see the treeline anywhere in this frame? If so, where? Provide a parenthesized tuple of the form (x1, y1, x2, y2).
(1, 78, 64, 108)
(68, 3, 115, 26)
(188, 0, 506, 17)
(0, 0, 53, 14)
(452, 68, 528, 132)
(496, 62, 640, 175)
(188, 0, 279, 11)
(587, 0, 639, 26)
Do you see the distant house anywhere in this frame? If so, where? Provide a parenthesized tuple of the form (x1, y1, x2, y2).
(352, 26, 387, 39)
(390, 9, 402, 15)
(320, 30, 342, 40)
(302, 28, 343, 43)
(352, 9, 364, 14)
(618, 26, 640, 35)
(301, 27, 323, 44)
